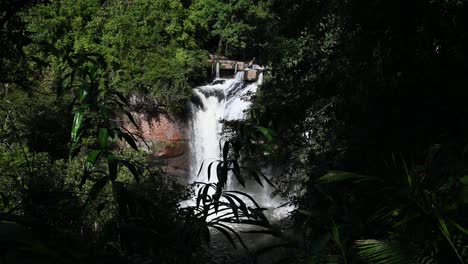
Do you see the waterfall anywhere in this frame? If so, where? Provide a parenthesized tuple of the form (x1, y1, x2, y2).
(187, 71, 293, 220)
(188, 72, 253, 183)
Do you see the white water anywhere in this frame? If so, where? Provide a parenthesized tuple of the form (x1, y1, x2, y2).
(187, 71, 293, 221)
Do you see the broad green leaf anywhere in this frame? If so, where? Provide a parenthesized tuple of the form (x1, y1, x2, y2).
(98, 128, 109, 150)
(257, 126, 274, 141)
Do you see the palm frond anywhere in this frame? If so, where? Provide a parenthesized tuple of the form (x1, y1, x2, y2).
(355, 239, 413, 264)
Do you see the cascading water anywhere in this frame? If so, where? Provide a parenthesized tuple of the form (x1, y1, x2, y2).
(187, 69, 292, 220)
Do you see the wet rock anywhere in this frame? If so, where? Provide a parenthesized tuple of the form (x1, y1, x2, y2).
(212, 79, 226, 85)
(219, 60, 237, 70)
(244, 69, 259, 82)
(236, 62, 245, 71)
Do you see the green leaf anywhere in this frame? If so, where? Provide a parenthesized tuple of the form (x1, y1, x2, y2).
(217, 162, 228, 186)
(260, 173, 275, 188)
(79, 87, 89, 102)
(71, 111, 84, 142)
(98, 128, 109, 150)
(460, 176, 468, 185)
(223, 193, 249, 215)
(0, 192, 10, 207)
(99, 105, 109, 120)
(197, 160, 205, 177)
(209, 224, 237, 249)
(250, 170, 264, 187)
(223, 195, 239, 221)
(119, 160, 140, 183)
(124, 110, 138, 128)
(225, 190, 261, 208)
(438, 216, 465, 263)
(118, 131, 138, 151)
(317, 171, 375, 184)
(355, 239, 412, 264)
(207, 161, 215, 181)
(87, 176, 110, 202)
(81, 150, 102, 187)
(257, 126, 274, 141)
(232, 160, 245, 187)
(107, 154, 118, 181)
(112, 91, 129, 107)
(215, 222, 247, 249)
(223, 141, 230, 162)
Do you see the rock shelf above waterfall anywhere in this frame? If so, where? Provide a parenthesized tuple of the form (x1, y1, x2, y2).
(208, 55, 264, 82)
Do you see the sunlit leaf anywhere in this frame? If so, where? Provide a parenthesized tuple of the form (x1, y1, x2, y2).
(257, 126, 274, 141)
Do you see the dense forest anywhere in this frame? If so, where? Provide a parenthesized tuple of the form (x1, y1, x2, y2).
(1, 0, 468, 263)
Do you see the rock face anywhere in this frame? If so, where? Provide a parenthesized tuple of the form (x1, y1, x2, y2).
(244, 69, 260, 82)
(208, 55, 252, 79)
(123, 113, 190, 179)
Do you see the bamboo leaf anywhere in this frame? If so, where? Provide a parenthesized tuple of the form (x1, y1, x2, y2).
(232, 160, 245, 187)
(112, 91, 129, 107)
(87, 176, 110, 202)
(222, 195, 239, 221)
(250, 170, 264, 187)
(209, 225, 237, 249)
(124, 110, 138, 128)
(225, 190, 261, 208)
(98, 128, 109, 150)
(197, 161, 205, 178)
(215, 222, 248, 249)
(257, 126, 274, 141)
(118, 131, 138, 151)
(223, 141, 230, 162)
(207, 161, 215, 181)
(217, 162, 228, 186)
(119, 160, 140, 183)
(107, 154, 118, 181)
(71, 111, 84, 142)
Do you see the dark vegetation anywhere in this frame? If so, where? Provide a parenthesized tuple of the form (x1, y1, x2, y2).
(1, 0, 468, 263)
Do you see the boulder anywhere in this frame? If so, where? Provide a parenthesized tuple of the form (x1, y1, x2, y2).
(244, 69, 259, 82)
(236, 62, 245, 71)
(219, 60, 236, 70)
